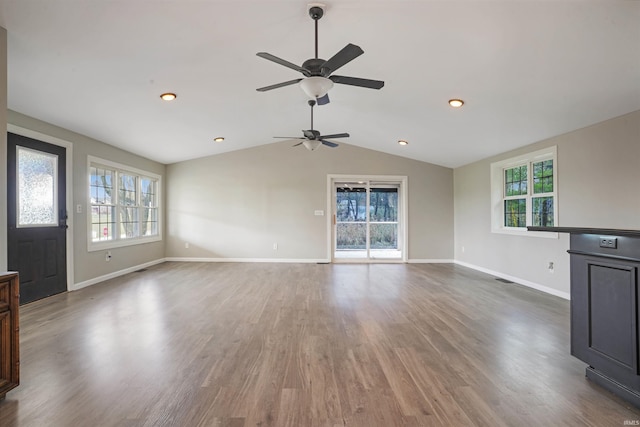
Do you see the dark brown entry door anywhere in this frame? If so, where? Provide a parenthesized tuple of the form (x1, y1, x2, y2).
(7, 132, 67, 304)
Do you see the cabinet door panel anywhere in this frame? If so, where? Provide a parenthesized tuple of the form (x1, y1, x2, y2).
(588, 263, 636, 370)
(0, 273, 19, 398)
(572, 255, 640, 387)
(0, 310, 11, 390)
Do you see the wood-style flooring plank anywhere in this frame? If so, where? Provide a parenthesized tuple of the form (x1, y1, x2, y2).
(1, 262, 640, 426)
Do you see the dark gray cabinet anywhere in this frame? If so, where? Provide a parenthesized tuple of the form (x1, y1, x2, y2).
(569, 233, 640, 406)
(529, 227, 640, 407)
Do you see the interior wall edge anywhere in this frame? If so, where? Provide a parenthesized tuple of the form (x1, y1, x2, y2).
(71, 258, 167, 291)
(454, 260, 571, 300)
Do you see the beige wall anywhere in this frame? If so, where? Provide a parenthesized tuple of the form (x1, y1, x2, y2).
(7, 110, 166, 285)
(454, 110, 640, 297)
(166, 140, 454, 261)
(7, 79, 637, 298)
(5, 107, 453, 290)
(557, 112, 640, 228)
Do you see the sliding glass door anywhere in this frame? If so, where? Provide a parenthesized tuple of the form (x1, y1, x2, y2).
(333, 180, 402, 261)
(369, 187, 399, 257)
(335, 185, 367, 255)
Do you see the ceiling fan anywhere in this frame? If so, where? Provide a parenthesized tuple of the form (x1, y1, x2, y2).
(256, 4, 384, 105)
(274, 99, 349, 150)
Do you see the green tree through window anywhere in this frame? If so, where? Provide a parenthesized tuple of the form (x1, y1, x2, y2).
(501, 159, 554, 228)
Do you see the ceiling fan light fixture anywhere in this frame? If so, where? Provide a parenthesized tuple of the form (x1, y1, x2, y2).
(449, 99, 464, 108)
(299, 77, 334, 99)
(303, 140, 322, 151)
(160, 93, 177, 101)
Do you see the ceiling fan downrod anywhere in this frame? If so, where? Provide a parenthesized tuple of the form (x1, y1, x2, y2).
(309, 6, 324, 60)
(308, 99, 316, 130)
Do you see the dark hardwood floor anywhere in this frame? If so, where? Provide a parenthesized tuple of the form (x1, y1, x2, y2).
(0, 262, 639, 426)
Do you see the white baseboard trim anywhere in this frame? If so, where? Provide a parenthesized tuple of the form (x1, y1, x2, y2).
(454, 260, 570, 300)
(71, 258, 167, 291)
(164, 257, 331, 264)
(408, 259, 455, 264)
(69, 257, 568, 300)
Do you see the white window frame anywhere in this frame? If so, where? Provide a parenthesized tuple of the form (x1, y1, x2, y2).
(327, 174, 408, 263)
(87, 156, 162, 251)
(490, 146, 558, 238)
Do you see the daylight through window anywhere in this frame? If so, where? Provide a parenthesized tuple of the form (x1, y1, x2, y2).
(89, 158, 160, 249)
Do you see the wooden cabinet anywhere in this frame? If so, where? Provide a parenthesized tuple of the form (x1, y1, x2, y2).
(0, 272, 19, 399)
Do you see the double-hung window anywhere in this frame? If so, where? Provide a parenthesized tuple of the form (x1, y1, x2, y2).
(491, 146, 557, 235)
(88, 157, 161, 250)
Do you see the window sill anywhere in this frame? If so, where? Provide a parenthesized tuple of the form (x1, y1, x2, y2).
(88, 235, 162, 252)
(491, 227, 559, 239)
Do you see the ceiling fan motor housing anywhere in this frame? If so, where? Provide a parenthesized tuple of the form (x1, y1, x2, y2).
(303, 129, 321, 140)
(301, 58, 327, 76)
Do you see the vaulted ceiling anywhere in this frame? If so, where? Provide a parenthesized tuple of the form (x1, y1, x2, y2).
(1, 1, 639, 168)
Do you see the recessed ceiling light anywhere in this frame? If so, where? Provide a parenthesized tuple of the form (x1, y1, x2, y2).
(160, 93, 176, 101)
(398, 140, 409, 146)
(449, 99, 464, 108)
(213, 137, 225, 142)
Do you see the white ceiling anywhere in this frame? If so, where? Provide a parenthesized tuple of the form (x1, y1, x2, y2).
(1, 1, 639, 168)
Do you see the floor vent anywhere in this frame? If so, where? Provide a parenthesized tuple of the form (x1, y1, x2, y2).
(134, 268, 148, 273)
(495, 278, 514, 284)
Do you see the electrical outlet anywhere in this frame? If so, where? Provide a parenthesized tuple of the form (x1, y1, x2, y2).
(105, 251, 112, 262)
(599, 237, 617, 249)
